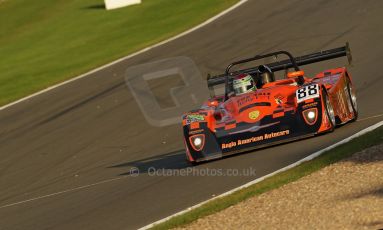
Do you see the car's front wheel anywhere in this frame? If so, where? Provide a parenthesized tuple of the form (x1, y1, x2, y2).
(346, 81, 358, 121)
(323, 89, 336, 131)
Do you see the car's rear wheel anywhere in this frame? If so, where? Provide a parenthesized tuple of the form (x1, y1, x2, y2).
(346, 81, 358, 121)
(323, 89, 335, 131)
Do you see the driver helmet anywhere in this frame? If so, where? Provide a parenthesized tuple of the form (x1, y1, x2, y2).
(233, 73, 257, 95)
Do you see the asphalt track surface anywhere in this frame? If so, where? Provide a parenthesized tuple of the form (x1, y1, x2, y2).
(1, 1, 383, 229)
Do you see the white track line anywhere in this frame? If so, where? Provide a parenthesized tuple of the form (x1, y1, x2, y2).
(0, 176, 128, 209)
(139, 120, 383, 230)
(0, 0, 248, 111)
(357, 113, 383, 122)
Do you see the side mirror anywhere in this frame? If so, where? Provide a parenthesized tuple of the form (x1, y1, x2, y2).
(287, 70, 305, 85)
(208, 100, 219, 107)
(287, 70, 305, 78)
(325, 84, 332, 90)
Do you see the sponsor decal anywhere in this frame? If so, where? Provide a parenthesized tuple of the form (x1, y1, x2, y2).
(302, 101, 318, 109)
(189, 129, 204, 135)
(237, 95, 253, 106)
(254, 92, 271, 100)
(236, 93, 271, 107)
(320, 73, 341, 85)
(221, 141, 237, 149)
(248, 110, 260, 120)
(221, 129, 290, 150)
(274, 94, 285, 105)
(185, 114, 205, 124)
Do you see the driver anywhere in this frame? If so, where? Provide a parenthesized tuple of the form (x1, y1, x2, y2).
(233, 73, 257, 95)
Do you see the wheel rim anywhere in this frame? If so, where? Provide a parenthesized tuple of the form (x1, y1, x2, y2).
(326, 96, 336, 125)
(349, 84, 358, 112)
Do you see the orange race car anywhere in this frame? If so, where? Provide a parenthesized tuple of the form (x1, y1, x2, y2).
(182, 43, 357, 164)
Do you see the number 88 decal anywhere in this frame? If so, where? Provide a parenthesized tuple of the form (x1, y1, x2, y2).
(296, 84, 320, 103)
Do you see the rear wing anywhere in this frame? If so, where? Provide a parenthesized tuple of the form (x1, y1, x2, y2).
(207, 43, 352, 98)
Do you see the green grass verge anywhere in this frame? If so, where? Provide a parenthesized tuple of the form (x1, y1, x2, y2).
(0, 0, 238, 106)
(151, 126, 383, 230)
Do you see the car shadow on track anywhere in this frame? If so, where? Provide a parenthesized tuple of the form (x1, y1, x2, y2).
(108, 150, 190, 176)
